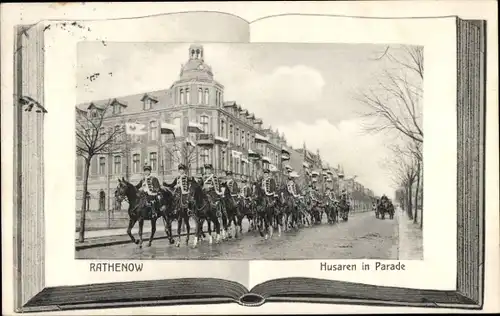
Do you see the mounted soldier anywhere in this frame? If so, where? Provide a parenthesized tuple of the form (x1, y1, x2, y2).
(136, 164, 161, 219)
(164, 164, 192, 215)
(261, 168, 277, 199)
(202, 164, 224, 212)
(224, 170, 240, 199)
(286, 172, 300, 200)
(239, 176, 252, 202)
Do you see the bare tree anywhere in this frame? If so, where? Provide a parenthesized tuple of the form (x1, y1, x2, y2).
(76, 101, 125, 242)
(386, 143, 419, 220)
(164, 137, 199, 177)
(355, 45, 424, 144)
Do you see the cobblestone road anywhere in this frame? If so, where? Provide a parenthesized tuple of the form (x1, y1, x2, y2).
(76, 211, 399, 260)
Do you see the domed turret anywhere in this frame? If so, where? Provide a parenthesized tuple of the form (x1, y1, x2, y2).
(179, 45, 214, 81)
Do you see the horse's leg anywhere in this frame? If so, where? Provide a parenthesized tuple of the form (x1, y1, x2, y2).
(175, 214, 182, 247)
(148, 218, 156, 247)
(138, 218, 144, 248)
(191, 215, 198, 248)
(185, 214, 191, 246)
(127, 218, 138, 244)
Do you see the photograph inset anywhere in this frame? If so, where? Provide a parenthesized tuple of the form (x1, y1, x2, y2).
(75, 43, 423, 260)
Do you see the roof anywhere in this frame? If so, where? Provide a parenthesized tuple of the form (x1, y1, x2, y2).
(76, 88, 174, 115)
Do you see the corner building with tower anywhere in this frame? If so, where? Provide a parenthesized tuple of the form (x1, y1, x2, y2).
(75, 44, 373, 212)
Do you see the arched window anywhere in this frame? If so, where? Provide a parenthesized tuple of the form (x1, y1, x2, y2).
(204, 88, 209, 105)
(179, 89, 184, 105)
(215, 91, 219, 106)
(198, 88, 203, 104)
(186, 87, 190, 104)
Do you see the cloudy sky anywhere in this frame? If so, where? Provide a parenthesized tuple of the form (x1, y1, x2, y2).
(78, 42, 416, 196)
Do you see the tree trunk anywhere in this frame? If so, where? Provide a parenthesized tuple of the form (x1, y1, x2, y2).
(419, 168, 423, 229)
(78, 159, 91, 243)
(406, 182, 413, 220)
(414, 162, 421, 224)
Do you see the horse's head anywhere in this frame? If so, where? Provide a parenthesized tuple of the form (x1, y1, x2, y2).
(188, 177, 204, 203)
(115, 177, 136, 203)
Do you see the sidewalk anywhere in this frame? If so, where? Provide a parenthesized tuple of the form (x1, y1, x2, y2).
(397, 208, 423, 260)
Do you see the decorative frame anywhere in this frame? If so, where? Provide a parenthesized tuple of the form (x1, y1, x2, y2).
(12, 17, 486, 312)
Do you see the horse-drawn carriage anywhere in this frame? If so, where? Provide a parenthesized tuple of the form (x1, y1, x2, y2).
(375, 197, 395, 220)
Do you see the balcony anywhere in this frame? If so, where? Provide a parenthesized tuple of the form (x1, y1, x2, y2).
(195, 133, 214, 147)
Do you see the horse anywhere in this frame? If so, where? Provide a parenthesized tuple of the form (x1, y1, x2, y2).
(156, 185, 177, 245)
(115, 177, 170, 248)
(325, 197, 339, 224)
(273, 185, 288, 236)
(168, 180, 197, 247)
(234, 186, 256, 234)
(220, 182, 241, 239)
(253, 180, 275, 239)
(281, 188, 301, 231)
(338, 195, 350, 221)
(189, 177, 223, 246)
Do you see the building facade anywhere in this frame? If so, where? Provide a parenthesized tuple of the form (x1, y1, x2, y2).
(76, 44, 374, 212)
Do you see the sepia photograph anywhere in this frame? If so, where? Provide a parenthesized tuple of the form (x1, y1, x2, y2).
(74, 42, 424, 260)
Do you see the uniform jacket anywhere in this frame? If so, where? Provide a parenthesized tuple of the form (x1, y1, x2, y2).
(137, 175, 161, 196)
(166, 174, 190, 195)
(203, 173, 222, 194)
(286, 179, 299, 197)
(261, 177, 277, 196)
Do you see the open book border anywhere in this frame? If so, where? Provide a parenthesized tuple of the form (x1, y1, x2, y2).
(11, 15, 486, 312)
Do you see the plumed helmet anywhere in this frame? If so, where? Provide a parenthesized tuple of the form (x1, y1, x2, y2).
(204, 164, 213, 170)
(143, 165, 152, 171)
(178, 164, 187, 170)
(225, 170, 233, 176)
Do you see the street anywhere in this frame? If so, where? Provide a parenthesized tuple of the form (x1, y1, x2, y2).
(76, 211, 399, 260)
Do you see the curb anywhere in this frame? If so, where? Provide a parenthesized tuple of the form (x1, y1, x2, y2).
(75, 231, 191, 251)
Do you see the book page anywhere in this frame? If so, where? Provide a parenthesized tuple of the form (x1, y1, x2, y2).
(41, 12, 251, 289)
(248, 15, 457, 290)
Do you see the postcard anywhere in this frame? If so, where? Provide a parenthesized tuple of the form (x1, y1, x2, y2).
(1, 1, 498, 315)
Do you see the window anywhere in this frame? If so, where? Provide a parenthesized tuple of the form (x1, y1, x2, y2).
(204, 88, 209, 105)
(247, 132, 250, 148)
(99, 127, 106, 142)
(229, 124, 233, 143)
(113, 156, 122, 174)
(215, 91, 219, 107)
(99, 157, 106, 175)
(180, 89, 184, 105)
(198, 88, 203, 104)
(201, 148, 209, 165)
(132, 154, 140, 173)
(149, 152, 157, 171)
(220, 149, 225, 171)
(220, 120, 225, 137)
(114, 125, 122, 142)
(186, 88, 190, 104)
(144, 99, 152, 110)
(242, 132, 245, 149)
(91, 110, 98, 118)
(236, 159, 240, 175)
(200, 116, 209, 133)
(229, 155, 233, 172)
(150, 121, 157, 141)
(235, 128, 240, 146)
